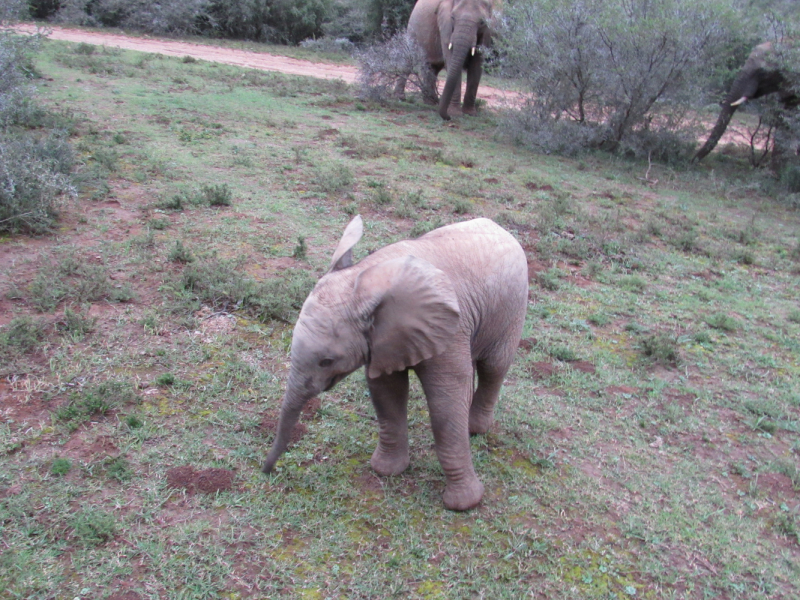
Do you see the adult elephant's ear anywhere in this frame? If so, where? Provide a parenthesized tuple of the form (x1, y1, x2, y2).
(329, 215, 363, 272)
(355, 256, 460, 379)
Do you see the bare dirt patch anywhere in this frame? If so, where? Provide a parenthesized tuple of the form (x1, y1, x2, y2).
(528, 361, 558, 379)
(166, 465, 236, 494)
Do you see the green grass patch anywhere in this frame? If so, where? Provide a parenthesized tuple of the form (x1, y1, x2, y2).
(1, 35, 798, 600)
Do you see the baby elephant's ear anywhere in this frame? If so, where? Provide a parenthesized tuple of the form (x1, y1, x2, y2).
(355, 256, 460, 379)
(329, 215, 364, 272)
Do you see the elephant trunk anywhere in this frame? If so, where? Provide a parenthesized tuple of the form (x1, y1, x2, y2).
(694, 103, 737, 162)
(439, 23, 477, 121)
(261, 382, 311, 474)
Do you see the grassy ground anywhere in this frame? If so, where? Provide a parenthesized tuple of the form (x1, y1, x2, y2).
(1, 39, 799, 600)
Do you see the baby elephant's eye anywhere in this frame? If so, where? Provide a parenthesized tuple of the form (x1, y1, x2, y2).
(318, 358, 334, 368)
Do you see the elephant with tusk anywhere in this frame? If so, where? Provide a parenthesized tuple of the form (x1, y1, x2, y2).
(261, 216, 528, 511)
(396, 0, 495, 120)
(694, 40, 799, 162)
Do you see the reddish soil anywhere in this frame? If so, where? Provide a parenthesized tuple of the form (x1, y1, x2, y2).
(165, 465, 236, 494)
(528, 361, 558, 379)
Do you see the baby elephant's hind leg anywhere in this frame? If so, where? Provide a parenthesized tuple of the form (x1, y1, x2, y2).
(469, 358, 512, 435)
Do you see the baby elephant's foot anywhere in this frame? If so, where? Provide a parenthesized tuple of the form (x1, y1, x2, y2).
(469, 407, 494, 435)
(443, 478, 484, 511)
(370, 446, 409, 476)
(462, 105, 477, 116)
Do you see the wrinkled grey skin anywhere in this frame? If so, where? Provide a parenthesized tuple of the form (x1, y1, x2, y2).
(261, 216, 528, 511)
(397, 0, 494, 120)
(695, 41, 799, 162)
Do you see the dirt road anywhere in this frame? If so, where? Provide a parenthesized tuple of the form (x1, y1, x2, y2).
(14, 23, 518, 109)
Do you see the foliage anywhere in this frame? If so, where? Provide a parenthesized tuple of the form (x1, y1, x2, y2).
(54, 0, 332, 44)
(365, 0, 416, 38)
(177, 258, 315, 323)
(71, 509, 117, 545)
(496, 0, 738, 156)
(356, 30, 430, 102)
(54, 0, 211, 35)
(0, 131, 76, 233)
(0, 316, 46, 355)
(0, 7, 76, 234)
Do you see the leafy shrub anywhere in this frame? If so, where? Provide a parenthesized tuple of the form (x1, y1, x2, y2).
(0, 132, 76, 235)
(105, 456, 133, 482)
(0, 317, 47, 355)
(0, 16, 76, 234)
(56, 306, 97, 340)
(71, 509, 117, 545)
(55, 0, 210, 35)
(496, 0, 737, 155)
(548, 345, 579, 362)
(313, 161, 354, 193)
(639, 333, 680, 365)
(201, 183, 233, 206)
(169, 240, 195, 263)
(155, 373, 176, 387)
(292, 236, 308, 260)
(50, 457, 71, 476)
(706, 313, 740, 331)
(300, 37, 355, 54)
(356, 31, 432, 102)
(365, 0, 415, 39)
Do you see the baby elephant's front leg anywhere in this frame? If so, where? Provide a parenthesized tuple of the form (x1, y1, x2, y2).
(367, 370, 410, 476)
(417, 360, 484, 511)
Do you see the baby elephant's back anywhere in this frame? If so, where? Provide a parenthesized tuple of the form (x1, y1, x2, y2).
(415, 219, 528, 344)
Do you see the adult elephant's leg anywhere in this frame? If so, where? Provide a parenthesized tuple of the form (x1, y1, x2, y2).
(421, 64, 440, 105)
(368, 369, 410, 476)
(462, 53, 484, 116)
(393, 74, 408, 100)
(469, 357, 510, 434)
(416, 354, 483, 511)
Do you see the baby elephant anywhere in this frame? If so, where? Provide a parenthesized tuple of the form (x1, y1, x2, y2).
(262, 216, 528, 510)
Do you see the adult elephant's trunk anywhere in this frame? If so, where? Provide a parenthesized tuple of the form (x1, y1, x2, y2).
(439, 23, 476, 121)
(261, 383, 311, 474)
(694, 103, 738, 162)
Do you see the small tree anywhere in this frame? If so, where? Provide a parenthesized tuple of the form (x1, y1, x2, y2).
(496, 0, 738, 155)
(366, 0, 416, 39)
(356, 30, 432, 102)
(0, 1, 75, 234)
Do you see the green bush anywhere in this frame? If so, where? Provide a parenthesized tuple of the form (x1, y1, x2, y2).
(0, 132, 76, 234)
(0, 316, 46, 355)
(639, 333, 680, 365)
(496, 0, 738, 155)
(0, 20, 76, 234)
(706, 313, 740, 332)
(50, 457, 71, 477)
(201, 183, 233, 206)
(71, 509, 117, 545)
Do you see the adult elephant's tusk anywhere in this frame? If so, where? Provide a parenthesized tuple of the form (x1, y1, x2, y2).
(448, 42, 453, 51)
(471, 47, 475, 56)
(730, 96, 748, 107)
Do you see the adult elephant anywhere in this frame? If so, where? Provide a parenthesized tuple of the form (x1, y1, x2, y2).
(261, 216, 528, 511)
(403, 0, 495, 120)
(694, 41, 799, 162)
